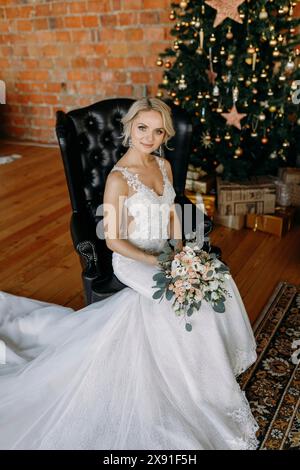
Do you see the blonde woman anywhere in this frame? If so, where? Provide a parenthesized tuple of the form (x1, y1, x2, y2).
(0, 98, 259, 450)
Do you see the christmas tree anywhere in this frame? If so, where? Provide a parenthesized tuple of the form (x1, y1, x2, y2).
(156, 0, 300, 181)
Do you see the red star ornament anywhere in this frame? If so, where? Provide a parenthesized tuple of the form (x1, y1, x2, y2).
(221, 105, 247, 130)
(205, 0, 245, 28)
(205, 68, 218, 84)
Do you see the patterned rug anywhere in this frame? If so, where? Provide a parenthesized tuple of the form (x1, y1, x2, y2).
(238, 282, 300, 450)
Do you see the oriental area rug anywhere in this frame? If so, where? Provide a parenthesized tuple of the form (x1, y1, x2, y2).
(238, 282, 300, 450)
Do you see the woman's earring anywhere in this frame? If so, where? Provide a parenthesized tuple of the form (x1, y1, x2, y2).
(159, 145, 163, 157)
(128, 137, 133, 148)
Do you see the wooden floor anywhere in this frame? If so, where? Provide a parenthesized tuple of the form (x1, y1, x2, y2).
(1, 141, 299, 325)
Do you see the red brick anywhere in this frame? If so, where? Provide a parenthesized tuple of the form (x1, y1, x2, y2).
(100, 14, 118, 27)
(124, 28, 143, 41)
(87, 0, 111, 13)
(55, 31, 72, 42)
(131, 71, 150, 83)
(139, 11, 159, 23)
(143, 27, 164, 41)
(33, 19, 49, 30)
(64, 16, 82, 28)
(123, 0, 143, 10)
(69, 2, 88, 14)
(71, 30, 91, 42)
(83, 16, 99, 27)
(106, 57, 125, 68)
(118, 12, 138, 25)
(17, 20, 33, 32)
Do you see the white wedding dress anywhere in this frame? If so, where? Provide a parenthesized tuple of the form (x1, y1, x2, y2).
(0, 156, 259, 450)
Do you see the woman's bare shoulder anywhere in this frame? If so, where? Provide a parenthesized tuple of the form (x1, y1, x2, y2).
(105, 169, 128, 196)
(159, 157, 173, 180)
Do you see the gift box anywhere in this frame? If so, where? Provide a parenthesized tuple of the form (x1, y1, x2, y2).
(185, 174, 215, 194)
(274, 179, 300, 207)
(246, 206, 296, 237)
(278, 167, 300, 184)
(213, 211, 245, 230)
(217, 176, 276, 216)
(185, 190, 216, 218)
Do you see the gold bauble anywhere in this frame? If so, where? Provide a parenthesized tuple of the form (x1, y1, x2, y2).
(260, 69, 267, 78)
(226, 58, 233, 67)
(247, 44, 255, 54)
(282, 140, 290, 147)
(200, 117, 206, 123)
(216, 107, 223, 113)
(245, 80, 251, 86)
(267, 88, 274, 96)
(279, 75, 286, 81)
(220, 47, 226, 56)
(174, 98, 181, 106)
(273, 48, 280, 57)
(156, 91, 163, 98)
(170, 91, 176, 97)
(251, 131, 258, 137)
(226, 28, 233, 40)
(156, 59, 163, 66)
(169, 10, 176, 20)
(235, 147, 243, 156)
(269, 105, 276, 112)
(251, 74, 258, 83)
(165, 61, 172, 69)
(238, 75, 244, 82)
(245, 57, 252, 65)
(179, 0, 188, 8)
(259, 7, 268, 20)
(224, 132, 231, 140)
(210, 34, 216, 43)
(173, 41, 180, 50)
(261, 136, 268, 144)
(215, 135, 221, 143)
(269, 37, 277, 47)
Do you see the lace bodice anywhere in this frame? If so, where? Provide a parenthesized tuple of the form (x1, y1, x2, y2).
(110, 156, 176, 254)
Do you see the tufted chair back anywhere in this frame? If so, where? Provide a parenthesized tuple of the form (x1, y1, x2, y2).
(55, 98, 197, 299)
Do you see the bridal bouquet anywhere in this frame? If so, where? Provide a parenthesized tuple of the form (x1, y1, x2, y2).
(152, 234, 232, 332)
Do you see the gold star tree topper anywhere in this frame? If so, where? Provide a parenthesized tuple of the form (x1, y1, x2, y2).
(221, 105, 247, 130)
(205, 0, 245, 27)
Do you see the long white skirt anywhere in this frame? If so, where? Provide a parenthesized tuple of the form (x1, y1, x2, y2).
(0, 253, 259, 450)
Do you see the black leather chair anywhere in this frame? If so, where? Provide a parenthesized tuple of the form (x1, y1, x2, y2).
(55, 97, 221, 305)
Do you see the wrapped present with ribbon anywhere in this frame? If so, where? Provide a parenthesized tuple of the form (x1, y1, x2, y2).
(216, 176, 277, 216)
(185, 190, 216, 218)
(246, 206, 296, 237)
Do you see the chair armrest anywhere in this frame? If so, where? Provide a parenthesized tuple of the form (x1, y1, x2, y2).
(70, 212, 99, 277)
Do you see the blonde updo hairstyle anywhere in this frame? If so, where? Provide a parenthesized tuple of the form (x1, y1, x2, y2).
(120, 97, 176, 151)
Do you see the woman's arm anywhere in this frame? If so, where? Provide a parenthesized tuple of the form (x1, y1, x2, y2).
(164, 159, 183, 252)
(103, 172, 159, 266)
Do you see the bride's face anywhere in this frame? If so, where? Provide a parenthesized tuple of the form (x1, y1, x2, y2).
(130, 110, 166, 154)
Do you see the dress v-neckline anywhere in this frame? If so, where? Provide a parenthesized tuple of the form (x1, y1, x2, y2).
(113, 155, 166, 199)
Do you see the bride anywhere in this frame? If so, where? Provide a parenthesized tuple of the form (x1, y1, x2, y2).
(0, 97, 259, 450)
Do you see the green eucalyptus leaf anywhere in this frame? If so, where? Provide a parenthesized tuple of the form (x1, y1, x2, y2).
(152, 289, 164, 300)
(165, 289, 174, 301)
(213, 301, 225, 313)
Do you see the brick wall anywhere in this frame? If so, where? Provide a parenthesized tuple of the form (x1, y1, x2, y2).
(0, 0, 172, 144)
